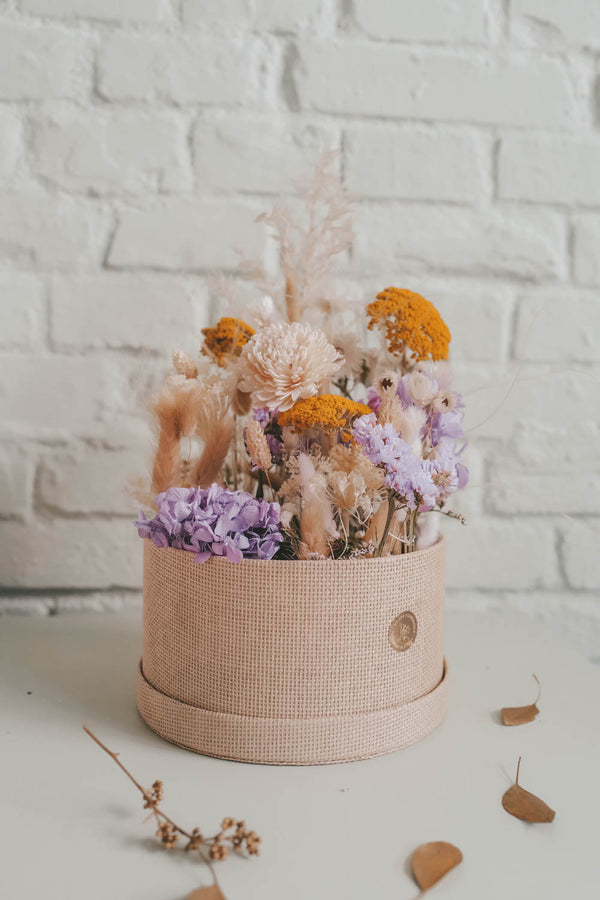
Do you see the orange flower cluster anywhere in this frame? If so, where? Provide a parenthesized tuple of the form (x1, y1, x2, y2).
(367, 287, 450, 362)
(278, 394, 371, 432)
(202, 317, 255, 366)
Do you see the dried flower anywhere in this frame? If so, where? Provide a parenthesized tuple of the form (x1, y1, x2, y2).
(423, 440, 467, 498)
(157, 822, 178, 848)
(202, 317, 255, 366)
(277, 394, 371, 433)
(396, 406, 427, 449)
(377, 371, 398, 395)
(186, 827, 204, 851)
(152, 780, 164, 801)
(143, 779, 164, 809)
(367, 287, 451, 362)
(135, 485, 283, 563)
(432, 389, 458, 413)
(83, 727, 261, 870)
(172, 350, 199, 380)
(327, 469, 378, 522)
(244, 419, 272, 472)
(255, 151, 354, 321)
(352, 414, 437, 512)
(245, 832, 262, 855)
(321, 322, 365, 378)
(238, 322, 343, 411)
(407, 370, 438, 406)
(328, 443, 384, 491)
(376, 392, 405, 431)
(210, 841, 228, 861)
(149, 378, 204, 495)
(297, 453, 338, 558)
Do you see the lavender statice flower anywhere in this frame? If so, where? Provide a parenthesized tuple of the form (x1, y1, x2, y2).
(351, 414, 436, 511)
(135, 485, 283, 563)
(366, 386, 382, 415)
(429, 402, 465, 446)
(422, 438, 469, 503)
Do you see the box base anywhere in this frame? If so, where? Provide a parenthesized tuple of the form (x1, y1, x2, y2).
(136, 659, 449, 766)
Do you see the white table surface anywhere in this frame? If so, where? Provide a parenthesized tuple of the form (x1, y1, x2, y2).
(1, 609, 599, 900)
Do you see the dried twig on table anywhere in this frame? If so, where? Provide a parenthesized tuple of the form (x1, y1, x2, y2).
(82, 726, 261, 891)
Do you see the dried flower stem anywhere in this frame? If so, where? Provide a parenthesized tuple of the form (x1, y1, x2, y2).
(377, 498, 398, 557)
(333, 377, 352, 400)
(83, 726, 261, 879)
(84, 725, 152, 800)
(405, 509, 417, 553)
(515, 755, 522, 785)
(431, 508, 467, 525)
(285, 274, 300, 323)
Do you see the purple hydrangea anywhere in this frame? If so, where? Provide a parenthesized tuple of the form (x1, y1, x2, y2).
(134, 484, 283, 563)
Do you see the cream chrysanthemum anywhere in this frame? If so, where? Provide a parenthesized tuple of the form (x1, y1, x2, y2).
(238, 322, 343, 412)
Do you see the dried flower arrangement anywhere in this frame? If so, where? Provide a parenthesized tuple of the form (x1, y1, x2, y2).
(134, 154, 468, 561)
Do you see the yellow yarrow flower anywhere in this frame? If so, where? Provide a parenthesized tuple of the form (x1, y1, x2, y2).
(277, 394, 372, 433)
(367, 287, 450, 362)
(201, 317, 255, 366)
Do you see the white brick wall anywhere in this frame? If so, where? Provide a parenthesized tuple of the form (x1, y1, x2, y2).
(1, 1, 598, 659)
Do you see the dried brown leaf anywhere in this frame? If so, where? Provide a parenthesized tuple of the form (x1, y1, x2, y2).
(501, 674, 541, 726)
(411, 841, 463, 892)
(187, 886, 226, 900)
(502, 757, 555, 823)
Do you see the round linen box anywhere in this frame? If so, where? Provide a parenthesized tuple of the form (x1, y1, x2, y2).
(137, 536, 449, 765)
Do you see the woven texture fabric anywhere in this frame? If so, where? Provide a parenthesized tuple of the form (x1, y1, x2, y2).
(139, 537, 447, 764)
(137, 658, 449, 765)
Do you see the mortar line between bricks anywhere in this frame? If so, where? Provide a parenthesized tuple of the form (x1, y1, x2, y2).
(0, 587, 142, 597)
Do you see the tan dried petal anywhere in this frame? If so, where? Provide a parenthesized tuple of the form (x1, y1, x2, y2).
(411, 841, 463, 891)
(502, 757, 555, 823)
(187, 886, 226, 900)
(501, 675, 541, 726)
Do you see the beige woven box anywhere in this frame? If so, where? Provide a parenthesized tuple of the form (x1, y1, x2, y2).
(137, 536, 448, 765)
